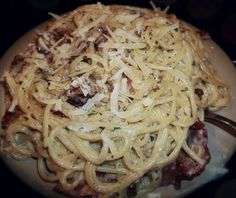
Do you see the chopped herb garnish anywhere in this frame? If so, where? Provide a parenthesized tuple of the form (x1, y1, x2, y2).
(113, 126, 121, 131)
(150, 135, 155, 141)
(126, 49, 132, 53)
(181, 87, 188, 92)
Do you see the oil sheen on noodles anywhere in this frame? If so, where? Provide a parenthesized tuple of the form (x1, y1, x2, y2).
(0, 3, 229, 197)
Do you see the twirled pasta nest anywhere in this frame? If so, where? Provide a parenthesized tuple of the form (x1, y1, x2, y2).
(0, 3, 229, 198)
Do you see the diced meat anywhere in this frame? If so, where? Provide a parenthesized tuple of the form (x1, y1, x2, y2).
(1, 108, 22, 129)
(126, 183, 137, 197)
(72, 41, 90, 56)
(55, 183, 98, 198)
(67, 94, 90, 107)
(36, 37, 54, 63)
(51, 27, 73, 41)
(11, 54, 25, 66)
(194, 88, 204, 99)
(161, 121, 210, 188)
(94, 26, 109, 51)
(45, 52, 54, 63)
(82, 56, 92, 65)
(66, 87, 93, 108)
(66, 79, 99, 108)
(9, 54, 26, 73)
(94, 35, 107, 51)
(97, 26, 108, 35)
(51, 110, 68, 118)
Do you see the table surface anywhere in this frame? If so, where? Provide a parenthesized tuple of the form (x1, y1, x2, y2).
(0, 0, 235, 197)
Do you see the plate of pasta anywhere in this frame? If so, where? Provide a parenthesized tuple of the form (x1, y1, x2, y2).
(0, 3, 236, 198)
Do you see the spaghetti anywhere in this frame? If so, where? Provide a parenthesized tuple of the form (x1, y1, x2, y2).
(0, 3, 230, 198)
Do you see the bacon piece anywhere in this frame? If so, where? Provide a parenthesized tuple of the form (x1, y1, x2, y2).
(82, 56, 92, 65)
(1, 108, 22, 129)
(52, 27, 73, 41)
(11, 54, 25, 66)
(55, 183, 98, 198)
(36, 37, 54, 63)
(97, 26, 108, 35)
(45, 52, 54, 63)
(9, 54, 26, 73)
(94, 26, 108, 51)
(126, 183, 137, 197)
(73, 41, 90, 56)
(161, 121, 210, 188)
(94, 35, 107, 51)
(66, 87, 91, 108)
(194, 88, 204, 99)
(51, 110, 68, 118)
(67, 94, 89, 108)
(66, 81, 98, 108)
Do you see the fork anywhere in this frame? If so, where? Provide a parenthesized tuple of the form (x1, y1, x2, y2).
(204, 109, 236, 138)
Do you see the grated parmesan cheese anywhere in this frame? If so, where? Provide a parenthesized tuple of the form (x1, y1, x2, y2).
(54, 99, 63, 111)
(114, 28, 140, 43)
(67, 123, 99, 132)
(71, 77, 92, 96)
(114, 13, 140, 23)
(143, 97, 153, 107)
(81, 93, 105, 111)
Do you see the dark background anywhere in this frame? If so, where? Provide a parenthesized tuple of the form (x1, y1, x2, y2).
(0, 0, 236, 197)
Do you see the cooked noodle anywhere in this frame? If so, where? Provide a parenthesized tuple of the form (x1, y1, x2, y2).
(0, 3, 229, 197)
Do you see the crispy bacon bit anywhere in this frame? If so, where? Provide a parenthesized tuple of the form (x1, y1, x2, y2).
(45, 52, 54, 63)
(11, 54, 25, 66)
(55, 183, 98, 198)
(126, 183, 137, 197)
(67, 87, 82, 96)
(51, 110, 68, 118)
(75, 41, 90, 55)
(67, 94, 89, 107)
(36, 37, 54, 63)
(94, 36, 107, 51)
(36, 36, 48, 55)
(161, 121, 210, 188)
(37, 46, 48, 55)
(66, 87, 92, 107)
(82, 56, 92, 65)
(97, 26, 108, 35)
(9, 54, 26, 73)
(1, 108, 22, 129)
(66, 81, 98, 108)
(94, 26, 109, 51)
(194, 88, 204, 99)
(52, 27, 73, 41)
(144, 26, 149, 31)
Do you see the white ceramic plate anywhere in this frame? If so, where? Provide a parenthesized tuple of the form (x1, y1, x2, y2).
(0, 24, 236, 198)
